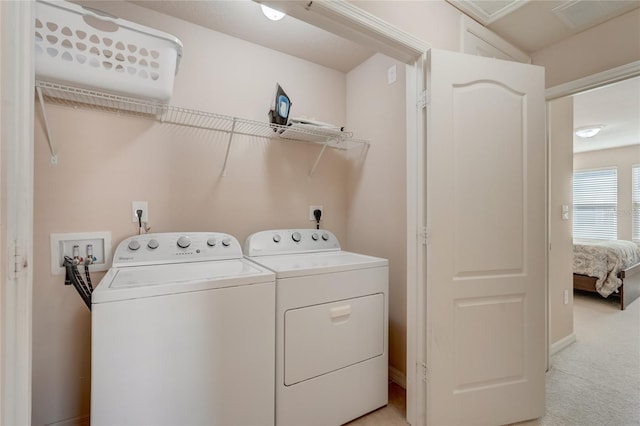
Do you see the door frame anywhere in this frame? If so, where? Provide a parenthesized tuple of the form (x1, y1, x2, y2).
(545, 60, 640, 101)
(545, 59, 640, 357)
(1, 1, 35, 424)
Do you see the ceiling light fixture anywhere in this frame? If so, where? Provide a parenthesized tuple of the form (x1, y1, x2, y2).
(260, 4, 285, 21)
(575, 125, 604, 138)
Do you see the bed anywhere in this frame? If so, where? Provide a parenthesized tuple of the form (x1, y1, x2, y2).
(573, 239, 640, 310)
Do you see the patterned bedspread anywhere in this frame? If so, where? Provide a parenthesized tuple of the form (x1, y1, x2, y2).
(573, 240, 640, 297)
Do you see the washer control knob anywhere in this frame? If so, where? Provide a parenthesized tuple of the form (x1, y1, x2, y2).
(177, 236, 191, 249)
(292, 232, 302, 243)
(206, 237, 216, 247)
(273, 234, 281, 243)
(312, 233, 319, 241)
(128, 239, 140, 251)
(221, 237, 231, 247)
(147, 239, 159, 250)
(321, 232, 329, 241)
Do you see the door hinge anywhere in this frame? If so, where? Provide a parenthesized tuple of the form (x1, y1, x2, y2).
(422, 362, 427, 382)
(421, 227, 430, 246)
(417, 90, 429, 109)
(9, 240, 27, 280)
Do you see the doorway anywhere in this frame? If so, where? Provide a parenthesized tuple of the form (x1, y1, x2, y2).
(546, 62, 640, 356)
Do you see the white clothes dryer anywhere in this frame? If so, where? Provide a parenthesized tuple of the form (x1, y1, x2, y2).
(244, 229, 388, 426)
(91, 232, 275, 426)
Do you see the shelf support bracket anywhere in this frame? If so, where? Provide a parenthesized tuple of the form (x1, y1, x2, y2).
(220, 118, 237, 177)
(308, 140, 330, 177)
(36, 86, 58, 165)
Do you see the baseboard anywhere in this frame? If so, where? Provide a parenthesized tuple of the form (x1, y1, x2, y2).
(389, 365, 406, 389)
(44, 415, 90, 426)
(550, 332, 576, 356)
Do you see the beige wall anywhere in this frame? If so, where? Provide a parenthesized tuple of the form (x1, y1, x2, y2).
(532, 9, 640, 88)
(548, 97, 575, 345)
(32, 3, 355, 424)
(345, 54, 407, 377)
(574, 145, 640, 241)
(354, 0, 464, 51)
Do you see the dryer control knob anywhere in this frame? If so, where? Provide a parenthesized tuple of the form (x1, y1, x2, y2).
(206, 237, 216, 247)
(312, 233, 319, 241)
(128, 239, 140, 251)
(177, 236, 191, 249)
(292, 232, 302, 243)
(273, 234, 281, 243)
(221, 237, 231, 247)
(321, 232, 329, 241)
(147, 239, 159, 250)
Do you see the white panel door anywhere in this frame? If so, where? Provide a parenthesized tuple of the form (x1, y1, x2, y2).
(425, 49, 546, 425)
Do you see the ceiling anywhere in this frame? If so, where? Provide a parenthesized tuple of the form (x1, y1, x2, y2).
(126, 0, 639, 153)
(449, 0, 640, 53)
(128, 0, 375, 73)
(573, 77, 640, 154)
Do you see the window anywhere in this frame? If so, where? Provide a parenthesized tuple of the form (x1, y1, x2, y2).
(573, 168, 617, 240)
(633, 165, 640, 242)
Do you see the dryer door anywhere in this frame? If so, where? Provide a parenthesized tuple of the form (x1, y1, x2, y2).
(284, 293, 384, 385)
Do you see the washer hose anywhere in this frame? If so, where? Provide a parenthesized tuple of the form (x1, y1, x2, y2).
(63, 255, 93, 311)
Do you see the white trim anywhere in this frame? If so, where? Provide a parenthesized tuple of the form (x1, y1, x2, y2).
(459, 15, 531, 64)
(546, 60, 640, 100)
(1, 1, 34, 424)
(44, 415, 90, 426)
(448, 0, 529, 26)
(389, 365, 407, 389)
(405, 53, 427, 426)
(261, 0, 429, 64)
(45, 415, 90, 426)
(550, 333, 576, 356)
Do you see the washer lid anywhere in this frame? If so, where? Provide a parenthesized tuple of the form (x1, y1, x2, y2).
(92, 259, 274, 304)
(246, 251, 388, 278)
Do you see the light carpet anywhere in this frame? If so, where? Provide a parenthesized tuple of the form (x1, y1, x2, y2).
(520, 291, 640, 426)
(354, 291, 639, 426)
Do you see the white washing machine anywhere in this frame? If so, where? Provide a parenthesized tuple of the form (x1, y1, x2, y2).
(91, 232, 276, 426)
(244, 229, 388, 426)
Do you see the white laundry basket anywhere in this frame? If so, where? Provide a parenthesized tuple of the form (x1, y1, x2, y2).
(35, 0, 183, 102)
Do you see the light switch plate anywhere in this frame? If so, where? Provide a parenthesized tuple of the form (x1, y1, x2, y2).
(387, 64, 397, 84)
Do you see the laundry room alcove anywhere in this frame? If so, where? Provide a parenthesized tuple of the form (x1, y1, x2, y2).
(31, 2, 409, 425)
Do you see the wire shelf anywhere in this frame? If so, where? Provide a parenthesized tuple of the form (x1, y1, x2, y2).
(35, 80, 369, 176)
(35, 80, 369, 150)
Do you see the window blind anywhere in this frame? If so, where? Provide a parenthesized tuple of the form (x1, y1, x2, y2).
(573, 168, 617, 240)
(633, 165, 640, 242)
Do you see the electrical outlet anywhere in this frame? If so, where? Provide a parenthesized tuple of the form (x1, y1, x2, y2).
(132, 201, 148, 223)
(309, 205, 324, 221)
(50, 231, 112, 275)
